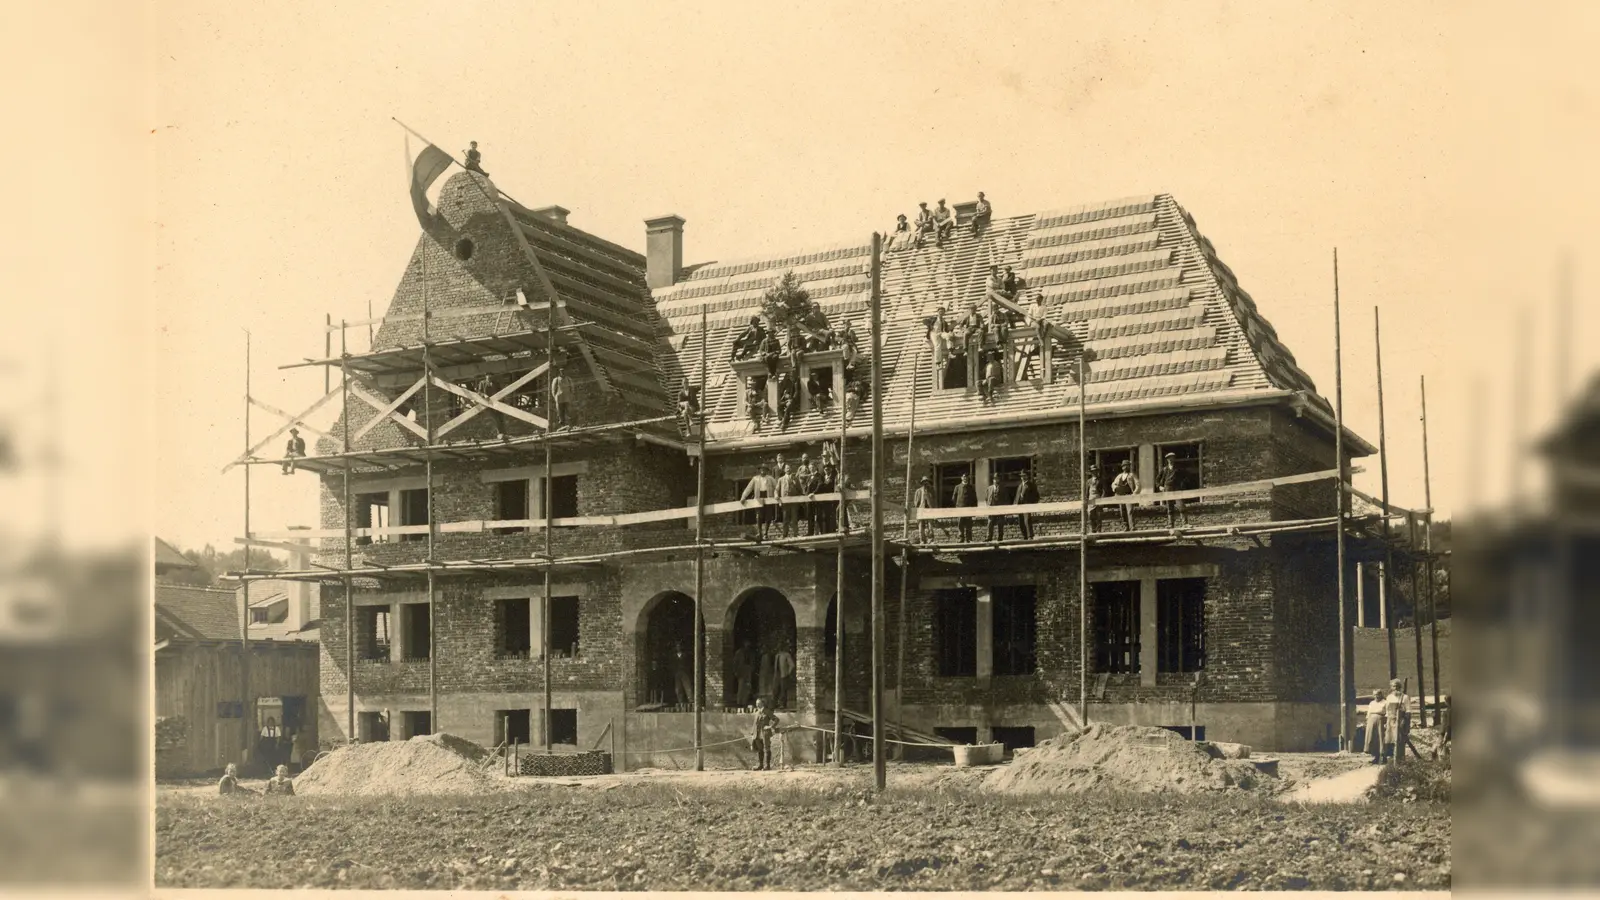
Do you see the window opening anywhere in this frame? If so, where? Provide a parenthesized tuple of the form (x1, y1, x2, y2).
(495, 598, 531, 659)
(933, 588, 977, 677)
(549, 709, 578, 745)
(401, 602, 430, 660)
(550, 595, 580, 658)
(1156, 578, 1207, 673)
(358, 607, 390, 661)
(1091, 581, 1140, 674)
(992, 584, 1038, 676)
(494, 480, 530, 534)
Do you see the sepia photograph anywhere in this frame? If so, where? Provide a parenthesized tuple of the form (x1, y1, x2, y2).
(4, 1, 1599, 895)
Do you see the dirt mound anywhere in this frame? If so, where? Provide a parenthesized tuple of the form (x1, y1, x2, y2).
(985, 724, 1273, 796)
(295, 733, 503, 796)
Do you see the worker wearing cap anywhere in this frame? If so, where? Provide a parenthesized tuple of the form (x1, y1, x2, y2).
(1157, 452, 1190, 528)
(912, 475, 935, 543)
(953, 473, 976, 542)
(985, 476, 1006, 541)
(933, 199, 957, 245)
(1383, 678, 1411, 763)
(1083, 463, 1104, 533)
(1014, 470, 1041, 539)
(282, 428, 306, 475)
(971, 191, 992, 235)
(1110, 459, 1139, 531)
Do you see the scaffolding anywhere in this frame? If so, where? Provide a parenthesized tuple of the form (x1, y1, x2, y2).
(223, 172, 1442, 776)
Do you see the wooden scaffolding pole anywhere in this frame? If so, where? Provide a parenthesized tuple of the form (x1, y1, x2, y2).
(833, 330, 847, 767)
(342, 321, 355, 744)
(869, 231, 886, 791)
(1375, 307, 1398, 679)
(1408, 511, 1429, 728)
(694, 303, 707, 771)
(425, 271, 438, 730)
(1334, 250, 1353, 750)
(1420, 375, 1442, 720)
(1078, 352, 1089, 726)
(543, 314, 554, 751)
(241, 330, 253, 765)
(895, 344, 918, 760)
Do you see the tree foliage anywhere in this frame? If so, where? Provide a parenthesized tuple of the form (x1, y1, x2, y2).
(164, 544, 285, 586)
(760, 272, 829, 336)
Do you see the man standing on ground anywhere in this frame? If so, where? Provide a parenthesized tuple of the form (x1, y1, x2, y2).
(750, 698, 779, 771)
(1014, 470, 1040, 539)
(1110, 460, 1139, 531)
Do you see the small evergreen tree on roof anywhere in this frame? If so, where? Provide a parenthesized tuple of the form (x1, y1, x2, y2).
(760, 272, 830, 338)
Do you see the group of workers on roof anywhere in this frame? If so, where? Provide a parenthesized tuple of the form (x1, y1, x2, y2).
(725, 315, 867, 433)
(887, 192, 992, 251)
(927, 266, 1049, 401)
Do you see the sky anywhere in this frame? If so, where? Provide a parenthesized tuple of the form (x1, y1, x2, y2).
(12, 2, 1594, 553)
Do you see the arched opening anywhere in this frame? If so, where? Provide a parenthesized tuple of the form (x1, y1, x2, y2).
(725, 587, 798, 710)
(454, 237, 475, 261)
(637, 591, 704, 710)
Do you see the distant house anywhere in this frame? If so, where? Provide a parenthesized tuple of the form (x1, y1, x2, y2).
(153, 537, 319, 777)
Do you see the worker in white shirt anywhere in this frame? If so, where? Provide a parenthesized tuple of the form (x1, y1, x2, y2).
(1110, 459, 1140, 531)
(741, 465, 778, 540)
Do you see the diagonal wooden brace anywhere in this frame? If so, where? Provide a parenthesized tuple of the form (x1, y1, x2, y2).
(350, 375, 428, 444)
(349, 381, 429, 440)
(431, 375, 548, 430)
(223, 388, 341, 472)
(435, 363, 549, 438)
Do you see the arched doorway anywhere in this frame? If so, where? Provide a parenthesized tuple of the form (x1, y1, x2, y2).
(637, 591, 704, 710)
(725, 587, 798, 710)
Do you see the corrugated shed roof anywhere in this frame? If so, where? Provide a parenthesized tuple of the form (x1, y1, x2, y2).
(154, 584, 238, 642)
(651, 193, 1339, 446)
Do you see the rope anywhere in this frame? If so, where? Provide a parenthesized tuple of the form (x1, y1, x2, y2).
(791, 723, 957, 749)
(616, 728, 958, 758)
(620, 736, 749, 757)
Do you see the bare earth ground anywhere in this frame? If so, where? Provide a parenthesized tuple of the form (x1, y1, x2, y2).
(155, 754, 1448, 891)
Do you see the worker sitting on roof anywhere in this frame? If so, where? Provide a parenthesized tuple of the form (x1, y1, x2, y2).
(677, 384, 700, 432)
(843, 377, 865, 426)
(785, 322, 806, 369)
(776, 369, 800, 432)
(962, 303, 988, 351)
(971, 192, 992, 235)
(981, 351, 1003, 403)
(933, 199, 956, 246)
(731, 316, 766, 362)
(914, 202, 935, 247)
(1110, 459, 1140, 531)
(891, 214, 912, 251)
(987, 265, 1004, 297)
(1001, 266, 1021, 300)
(760, 331, 782, 379)
(464, 141, 487, 175)
(806, 367, 833, 415)
(282, 428, 306, 475)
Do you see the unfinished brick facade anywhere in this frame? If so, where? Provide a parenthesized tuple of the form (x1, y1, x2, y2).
(292, 171, 1373, 763)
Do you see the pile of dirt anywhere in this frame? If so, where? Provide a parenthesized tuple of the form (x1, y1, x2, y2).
(295, 733, 502, 796)
(984, 724, 1274, 796)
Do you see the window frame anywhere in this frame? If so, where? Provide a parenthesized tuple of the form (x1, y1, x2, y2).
(1090, 580, 1141, 675)
(932, 587, 978, 677)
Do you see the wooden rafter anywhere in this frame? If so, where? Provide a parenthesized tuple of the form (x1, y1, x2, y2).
(435, 362, 549, 437)
(222, 387, 341, 472)
(350, 374, 428, 444)
(249, 396, 335, 443)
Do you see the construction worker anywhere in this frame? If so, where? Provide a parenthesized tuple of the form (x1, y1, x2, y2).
(732, 316, 766, 362)
(733, 642, 757, 707)
(933, 199, 956, 245)
(954, 473, 976, 542)
(1002, 266, 1020, 300)
(971, 191, 992, 235)
(1014, 470, 1040, 539)
(777, 465, 801, 538)
(1384, 678, 1411, 763)
(677, 384, 699, 433)
(672, 644, 694, 709)
(464, 141, 486, 174)
(796, 454, 817, 535)
(1110, 459, 1140, 531)
(806, 368, 832, 415)
(914, 202, 935, 246)
(741, 464, 777, 540)
(282, 428, 306, 475)
(982, 352, 1003, 403)
(760, 330, 782, 380)
(987, 265, 1004, 297)
(1157, 452, 1191, 527)
(776, 368, 800, 432)
(750, 698, 779, 771)
(773, 647, 796, 709)
(1363, 688, 1387, 764)
(815, 463, 838, 534)
(478, 373, 509, 439)
(1083, 463, 1104, 533)
(985, 477, 1005, 541)
(912, 476, 935, 543)
(264, 764, 296, 796)
(549, 369, 568, 430)
(888, 213, 911, 252)
(746, 377, 768, 431)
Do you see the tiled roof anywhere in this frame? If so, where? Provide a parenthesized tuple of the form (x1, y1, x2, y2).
(154, 583, 238, 642)
(153, 537, 197, 573)
(651, 194, 1332, 445)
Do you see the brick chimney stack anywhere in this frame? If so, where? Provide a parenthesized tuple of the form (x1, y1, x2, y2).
(645, 215, 685, 289)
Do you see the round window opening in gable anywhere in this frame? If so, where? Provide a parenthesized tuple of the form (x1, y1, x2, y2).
(454, 237, 475, 261)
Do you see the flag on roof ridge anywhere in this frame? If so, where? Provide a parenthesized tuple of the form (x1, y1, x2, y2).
(408, 139, 454, 229)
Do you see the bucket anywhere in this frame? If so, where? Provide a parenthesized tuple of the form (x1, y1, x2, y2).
(952, 743, 1004, 767)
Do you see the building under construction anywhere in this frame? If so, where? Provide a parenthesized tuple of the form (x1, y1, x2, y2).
(234, 159, 1397, 766)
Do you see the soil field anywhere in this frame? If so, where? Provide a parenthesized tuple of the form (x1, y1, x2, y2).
(156, 764, 1449, 891)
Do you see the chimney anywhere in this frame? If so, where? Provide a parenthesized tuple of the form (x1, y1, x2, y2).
(286, 526, 313, 632)
(645, 214, 686, 289)
(532, 205, 570, 226)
